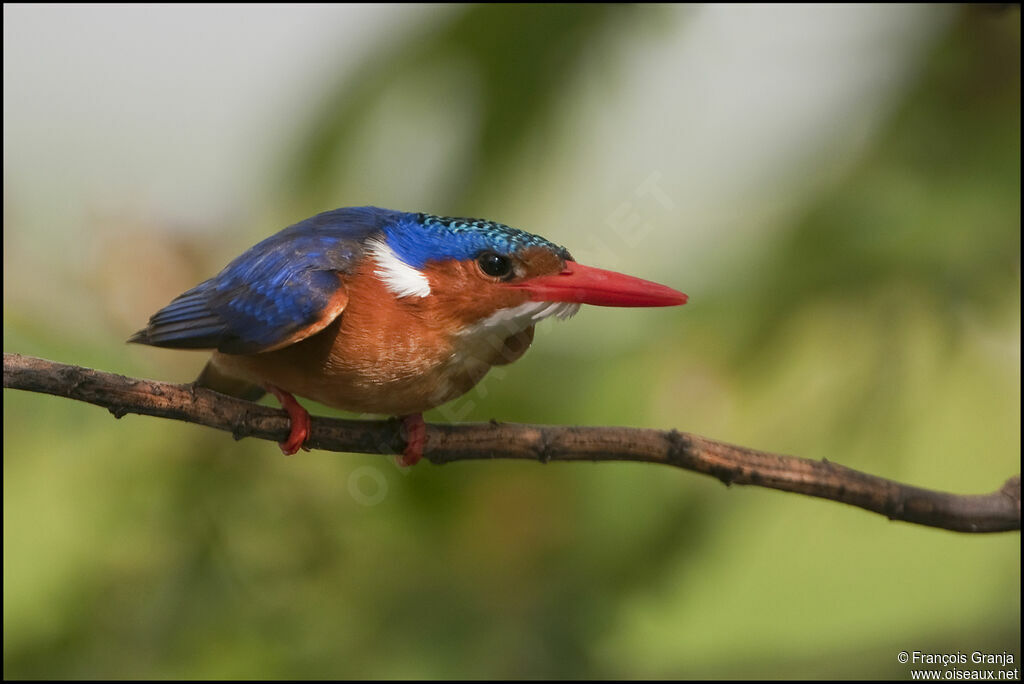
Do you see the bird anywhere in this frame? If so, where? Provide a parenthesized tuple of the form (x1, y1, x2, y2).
(129, 206, 687, 465)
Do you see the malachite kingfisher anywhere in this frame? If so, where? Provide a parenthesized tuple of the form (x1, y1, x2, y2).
(129, 206, 687, 465)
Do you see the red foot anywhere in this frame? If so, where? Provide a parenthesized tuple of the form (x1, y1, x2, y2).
(266, 384, 311, 455)
(398, 413, 426, 467)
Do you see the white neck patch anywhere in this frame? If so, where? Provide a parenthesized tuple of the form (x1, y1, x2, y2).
(367, 237, 431, 298)
(459, 300, 580, 339)
(449, 300, 579, 371)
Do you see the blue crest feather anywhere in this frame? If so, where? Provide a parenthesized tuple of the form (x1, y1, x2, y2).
(383, 213, 571, 268)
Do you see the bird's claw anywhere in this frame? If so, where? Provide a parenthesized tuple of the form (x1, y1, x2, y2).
(267, 384, 311, 456)
(398, 413, 426, 467)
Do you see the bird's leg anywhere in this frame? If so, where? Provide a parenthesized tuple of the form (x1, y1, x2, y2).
(265, 384, 311, 455)
(398, 413, 426, 467)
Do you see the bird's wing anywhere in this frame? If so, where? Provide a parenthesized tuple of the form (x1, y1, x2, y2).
(129, 207, 404, 354)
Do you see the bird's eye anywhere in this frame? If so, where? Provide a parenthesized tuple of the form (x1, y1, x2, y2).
(477, 251, 513, 279)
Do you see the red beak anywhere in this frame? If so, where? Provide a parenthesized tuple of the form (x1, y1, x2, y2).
(510, 261, 687, 307)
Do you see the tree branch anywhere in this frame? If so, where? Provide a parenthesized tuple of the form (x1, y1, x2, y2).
(4, 352, 1019, 534)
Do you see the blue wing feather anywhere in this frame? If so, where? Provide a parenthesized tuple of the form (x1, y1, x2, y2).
(130, 207, 408, 353)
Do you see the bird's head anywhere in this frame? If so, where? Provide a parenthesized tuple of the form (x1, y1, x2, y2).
(368, 213, 686, 336)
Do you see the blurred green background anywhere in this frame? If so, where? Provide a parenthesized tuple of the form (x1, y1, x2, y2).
(3, 4, 1019, 679)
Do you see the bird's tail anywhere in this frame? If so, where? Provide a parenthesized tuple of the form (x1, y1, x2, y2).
(195, 360, 266, 402)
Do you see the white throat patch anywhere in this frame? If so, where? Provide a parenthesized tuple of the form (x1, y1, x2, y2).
(448, 300, 579, 374)
(459, 300, 580, 339)
(367, 238, 431, 298)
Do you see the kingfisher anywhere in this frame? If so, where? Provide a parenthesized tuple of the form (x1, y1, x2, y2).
(129, 206, 687, 465)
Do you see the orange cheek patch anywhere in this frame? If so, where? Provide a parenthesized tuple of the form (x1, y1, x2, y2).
(423, 260, 531, 330)
(421, 247, 566, 331)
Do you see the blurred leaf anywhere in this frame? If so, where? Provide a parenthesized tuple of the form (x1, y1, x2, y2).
(284, 4, 649, 210)
(723, 8, 1019, 365)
